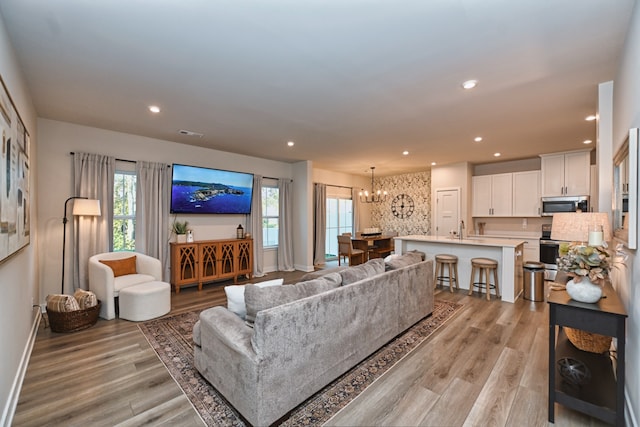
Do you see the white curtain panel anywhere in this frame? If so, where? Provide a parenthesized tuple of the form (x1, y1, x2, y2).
(313, 183, 327, 266)
(73, 152, 115, 291)
(249, 174, 265, 277)
(136, 161, 171, 281)
(277, 179, 294, 271)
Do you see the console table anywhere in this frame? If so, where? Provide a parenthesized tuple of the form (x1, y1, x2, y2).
(547, 282, 627, 426)
(170, 238, 253, 293)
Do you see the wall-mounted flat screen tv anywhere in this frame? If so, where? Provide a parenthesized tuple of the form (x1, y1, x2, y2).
(170, 164, 253, 214)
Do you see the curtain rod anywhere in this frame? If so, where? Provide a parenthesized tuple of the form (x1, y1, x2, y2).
(323, 183, 355, 190)
(70, 151, 137, 164)
(71, 153, 292, 177)
(263, 176, 293, 182)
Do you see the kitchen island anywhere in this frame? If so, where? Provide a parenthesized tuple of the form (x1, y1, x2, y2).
(395, 235, 524, 303)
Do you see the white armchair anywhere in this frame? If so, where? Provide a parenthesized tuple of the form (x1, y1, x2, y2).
(88, 252, 163, 320)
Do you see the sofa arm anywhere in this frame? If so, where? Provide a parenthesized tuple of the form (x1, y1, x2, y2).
(197, 306, 257, 362)
(88, 259, 116, 320)
(135, 254, 162, 281)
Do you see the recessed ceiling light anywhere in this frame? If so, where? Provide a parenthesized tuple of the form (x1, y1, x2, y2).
(149, 105, 161, 113)
(583, 139, 593, 144)
(462, 79, 478, 90)
(431, 162, 437, 166)
(494, 152, 501, 157)
(402, 150, 409, 155)
(585, 115, 597, 121)
(474, 136, 483, 142)
(287, 141, 295, 147)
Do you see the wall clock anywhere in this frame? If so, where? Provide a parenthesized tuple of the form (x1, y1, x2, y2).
(391, 194, 414, 218)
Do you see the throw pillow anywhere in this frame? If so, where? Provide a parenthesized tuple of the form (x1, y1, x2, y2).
(385, 250, 425, 271)
(339, 258, 385, 286)
(46, 294, 81, 312)
(73, 289, 98, 309)
(99, 256, 137, 277)
(244, 273, 342, 326)
(225, 278, 284, 319)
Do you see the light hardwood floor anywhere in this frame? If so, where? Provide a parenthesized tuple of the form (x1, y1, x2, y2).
(14, 267, 610, 426)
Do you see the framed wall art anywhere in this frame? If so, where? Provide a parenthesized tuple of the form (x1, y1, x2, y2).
(0, 74, 30, 263)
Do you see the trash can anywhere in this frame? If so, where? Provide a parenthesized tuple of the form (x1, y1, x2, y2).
(523, 261, 545, 301)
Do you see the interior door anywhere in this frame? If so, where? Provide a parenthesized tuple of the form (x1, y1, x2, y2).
(435, 188, 459, 237)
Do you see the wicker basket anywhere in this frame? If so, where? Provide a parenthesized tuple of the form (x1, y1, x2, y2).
(565, 327, 612, 354)
(46, 301, 101, 333)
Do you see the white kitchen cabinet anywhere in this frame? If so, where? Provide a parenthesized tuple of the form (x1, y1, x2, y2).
(540, 150, 591, 197)
(512, 171, 541, 217)
(472, 173, 512, 217)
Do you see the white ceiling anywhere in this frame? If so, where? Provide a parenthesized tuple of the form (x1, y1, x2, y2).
(0, 0, 635, 177)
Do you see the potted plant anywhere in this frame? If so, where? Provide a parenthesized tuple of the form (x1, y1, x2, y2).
(172, 220, 189, 243)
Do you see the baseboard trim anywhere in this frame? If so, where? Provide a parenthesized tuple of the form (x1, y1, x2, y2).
(1, 307, 40, 427)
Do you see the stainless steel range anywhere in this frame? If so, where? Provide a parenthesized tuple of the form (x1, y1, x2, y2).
(539, 223, 568, 281)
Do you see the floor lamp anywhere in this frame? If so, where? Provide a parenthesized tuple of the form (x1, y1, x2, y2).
(62, 197, 101, 294)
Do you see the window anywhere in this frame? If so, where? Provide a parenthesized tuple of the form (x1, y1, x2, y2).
(325, 197, 353, 259)
(113, 171, 136, 251)
(262, 185, 279, 247)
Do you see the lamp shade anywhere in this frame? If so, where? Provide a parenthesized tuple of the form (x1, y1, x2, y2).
(550, 212, 611, 244)
(72, 199, 101, 216)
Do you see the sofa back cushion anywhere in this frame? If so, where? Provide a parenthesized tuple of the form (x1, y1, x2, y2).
(339, 258, 385, 286)
(244, 273, 342, 326)
(384, 250, 425, 270)
(225, 278, 284, 319)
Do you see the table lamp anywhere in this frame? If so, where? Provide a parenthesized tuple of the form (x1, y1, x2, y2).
(550, 212, 611, 246)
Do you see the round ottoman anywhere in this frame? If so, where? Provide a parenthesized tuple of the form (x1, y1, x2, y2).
(119, 281, 171, 321)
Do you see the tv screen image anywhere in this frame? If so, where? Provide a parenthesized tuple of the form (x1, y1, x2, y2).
(170, 164, 253, 214)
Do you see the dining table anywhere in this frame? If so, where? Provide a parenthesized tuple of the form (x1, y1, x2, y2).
(351, 233, 396, 260)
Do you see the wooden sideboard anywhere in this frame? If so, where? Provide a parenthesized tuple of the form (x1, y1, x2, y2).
(170, 238, 253, 293)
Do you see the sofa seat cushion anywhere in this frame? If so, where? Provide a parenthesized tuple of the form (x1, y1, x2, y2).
(384, 250, 425, 270)
(244, 272, 342, 325)
(113, 273, 156, 294)
(339, 258, 385, 286)
(225, 278, 284, 319)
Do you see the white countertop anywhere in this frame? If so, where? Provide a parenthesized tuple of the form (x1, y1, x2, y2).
(396, 234, 525, 248)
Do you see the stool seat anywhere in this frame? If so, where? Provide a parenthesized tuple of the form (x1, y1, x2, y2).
(471, 257, 498, 267)
(469, 258, 500, 300)
(434, 254, 459, 293)
(119, 281, 171, 321)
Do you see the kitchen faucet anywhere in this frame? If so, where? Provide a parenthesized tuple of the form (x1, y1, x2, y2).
(459, 220, 465, 240)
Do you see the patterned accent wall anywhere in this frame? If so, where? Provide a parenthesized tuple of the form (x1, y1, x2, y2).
(370, 171, 431, 235)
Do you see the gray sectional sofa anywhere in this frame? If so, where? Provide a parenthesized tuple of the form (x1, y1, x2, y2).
(193, 254, 434, 426)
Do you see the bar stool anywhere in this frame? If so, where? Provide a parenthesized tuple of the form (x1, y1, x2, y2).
(468, 257, 500, 300)
(434, 254, 459, 292)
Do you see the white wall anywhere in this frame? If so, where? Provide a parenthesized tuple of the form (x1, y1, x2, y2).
(0, 13, 39, 426)
(610, 2, 640, 424)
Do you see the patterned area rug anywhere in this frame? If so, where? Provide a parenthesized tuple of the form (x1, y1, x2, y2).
(139, 299, 462, 426)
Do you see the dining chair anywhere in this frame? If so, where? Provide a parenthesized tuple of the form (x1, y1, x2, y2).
(337, 235, 365, 266)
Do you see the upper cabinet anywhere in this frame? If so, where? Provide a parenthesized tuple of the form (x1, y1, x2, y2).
(540, 150, 591, 197)
(512, 171, 541, 217)
(472, 173, 513, 217)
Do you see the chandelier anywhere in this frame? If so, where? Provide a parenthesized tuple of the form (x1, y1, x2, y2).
(359, 167, 388, 203)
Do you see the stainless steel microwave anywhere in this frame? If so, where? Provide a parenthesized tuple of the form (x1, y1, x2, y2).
(541, 196, 589, 216)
